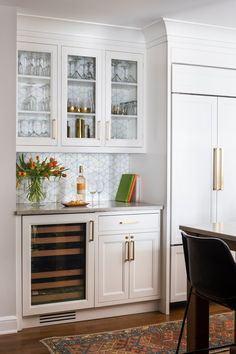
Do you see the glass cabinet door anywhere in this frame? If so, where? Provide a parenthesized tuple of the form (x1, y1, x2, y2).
(62, 47, 102, 146)
(105, 52, 144, 147)
(17, 43, 57, 147)
(23, 214, 95, 316)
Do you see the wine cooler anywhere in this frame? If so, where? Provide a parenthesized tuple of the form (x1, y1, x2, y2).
(22, 214, 95, 316)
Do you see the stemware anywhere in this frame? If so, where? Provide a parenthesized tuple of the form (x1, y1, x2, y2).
(96, 180, 104, 204)
(88, 181, 97, 206)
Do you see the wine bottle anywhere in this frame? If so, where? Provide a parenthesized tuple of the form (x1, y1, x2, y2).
(77, 165, 86, 202)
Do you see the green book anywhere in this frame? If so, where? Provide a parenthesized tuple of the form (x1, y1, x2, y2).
(115, 174, 135, 202)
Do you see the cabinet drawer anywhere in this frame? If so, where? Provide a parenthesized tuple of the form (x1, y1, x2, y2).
(98, 213, 159, 233)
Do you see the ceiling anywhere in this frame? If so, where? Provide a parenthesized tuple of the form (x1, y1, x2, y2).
(0, 0, 235, 29)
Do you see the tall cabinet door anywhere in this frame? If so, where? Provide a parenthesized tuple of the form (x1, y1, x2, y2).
(61, 46, 102, 146)
(105, 51, 144, 147)
(171, 94, 217, 244)
(17, 42, 58, 147)
(217, 97, 236, 222)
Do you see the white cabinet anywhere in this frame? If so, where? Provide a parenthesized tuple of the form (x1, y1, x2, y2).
(170, 245, 187, 303)
(105, 51, 144, 147)
(17, 41, 145, 152)
(96, 212, 160, 306)
(22, 213, 95, 316)
(171, 94, 236, 245)
(171, 80, 236, 301)
(17, 42, 58, 146)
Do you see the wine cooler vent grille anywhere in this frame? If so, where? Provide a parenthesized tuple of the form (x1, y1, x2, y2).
(40, 311, 76, 324)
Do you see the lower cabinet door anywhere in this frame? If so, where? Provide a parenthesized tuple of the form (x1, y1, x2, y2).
(129, 232, 160, 299)
(170, 245, 187, 302)
(98, 234, 129, 303)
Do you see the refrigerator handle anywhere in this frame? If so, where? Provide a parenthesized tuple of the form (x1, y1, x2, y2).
(219, 148, 224, 191)
(213, 147, 224, 191)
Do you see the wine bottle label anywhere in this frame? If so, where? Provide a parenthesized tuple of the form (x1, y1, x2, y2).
(77, 183, 86, 193)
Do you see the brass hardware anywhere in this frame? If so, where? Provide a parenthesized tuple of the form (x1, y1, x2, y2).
(89, 220, 94, 242)
(119, 220, 139, 225)
(125, 241, 129, 261)
(129, 240, 135, 261)
(219, 148, 224, 190)
(213, 148, 224, 191)
(52, 119, 57, 139)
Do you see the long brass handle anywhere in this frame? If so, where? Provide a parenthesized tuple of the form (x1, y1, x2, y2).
(213, 148, 224, 191)
(129, 240, 135, 261)
(89, 220, 94, 242)
(125, 240, 129, 261)
(219, 148, 224, 191)
(52, 119, 57, 139)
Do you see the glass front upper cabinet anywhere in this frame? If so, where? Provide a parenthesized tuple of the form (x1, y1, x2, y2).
(17, 43, 58, 147)
(105, 52, 144, 147)
(62, 47, 102, 146)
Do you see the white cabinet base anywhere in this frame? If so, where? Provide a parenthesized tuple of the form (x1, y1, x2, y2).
(20, 300, 160, 330)
(170, 245, 187, 303)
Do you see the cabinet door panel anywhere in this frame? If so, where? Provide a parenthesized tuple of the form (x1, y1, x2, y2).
(17, 42, 58, 147)
(217, 97, 236, 222)
(129, 232, 160, 299)
(170, 245, 186, 302)
(171, 94, 217, 244)
(98, 235, 129, 303)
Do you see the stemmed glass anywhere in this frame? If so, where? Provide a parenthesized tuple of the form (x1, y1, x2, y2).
(88, 181, 97, 206)
(96, 180, 104, 205)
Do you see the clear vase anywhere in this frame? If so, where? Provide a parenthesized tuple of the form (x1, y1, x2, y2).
(26, 177, 46, 204)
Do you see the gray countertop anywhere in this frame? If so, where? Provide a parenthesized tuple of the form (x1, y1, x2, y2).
(15, 201, 163, 216)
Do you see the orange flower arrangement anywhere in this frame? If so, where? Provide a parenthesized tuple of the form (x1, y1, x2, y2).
(16, 154, 68, 203)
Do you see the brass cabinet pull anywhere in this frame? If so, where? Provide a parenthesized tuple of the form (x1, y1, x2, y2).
(89, 220, 94, 242)
(213, 148, 224, 191)
(119, 220, 139, 225)
(219, 148, 224, 190)
(129, 240, 135, 261)
(125, 240, 129, 261)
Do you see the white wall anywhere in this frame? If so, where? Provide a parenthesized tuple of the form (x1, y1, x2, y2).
(0, 6, 17, 331)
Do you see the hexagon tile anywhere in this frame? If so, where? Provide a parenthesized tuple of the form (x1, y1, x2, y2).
(16, 153, 129, 203)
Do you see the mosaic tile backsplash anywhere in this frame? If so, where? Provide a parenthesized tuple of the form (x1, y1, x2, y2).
(16, 153, 129, 203)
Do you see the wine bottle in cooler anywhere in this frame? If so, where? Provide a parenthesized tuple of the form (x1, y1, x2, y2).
(77, 165, 86, 202)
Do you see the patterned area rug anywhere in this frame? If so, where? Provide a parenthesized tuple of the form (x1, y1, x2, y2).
(41, 312, 234, 354)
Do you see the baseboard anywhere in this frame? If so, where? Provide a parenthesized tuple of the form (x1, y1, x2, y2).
(0, 316, 18, 334)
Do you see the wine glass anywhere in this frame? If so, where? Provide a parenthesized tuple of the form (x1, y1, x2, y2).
(96, 180, 104, 205)
(88, 181, 97, 206)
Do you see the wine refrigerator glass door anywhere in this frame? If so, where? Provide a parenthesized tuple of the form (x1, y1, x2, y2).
(22, 214, 95, 316)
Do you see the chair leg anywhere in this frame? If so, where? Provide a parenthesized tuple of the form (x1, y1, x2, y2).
(176, 286, 193, 354)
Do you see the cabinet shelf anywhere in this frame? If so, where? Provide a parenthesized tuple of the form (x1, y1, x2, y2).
(18, 74, 50, 81)
(67, 112, 96, 117)
(111, 114, 137, 119)
(111, 81, 137, 86)
(18, 110, 51, 115)
(68, 78, 96, 83)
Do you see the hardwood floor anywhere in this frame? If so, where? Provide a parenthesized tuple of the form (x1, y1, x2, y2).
(0, 303, 229, 354)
